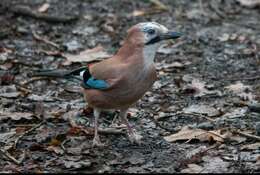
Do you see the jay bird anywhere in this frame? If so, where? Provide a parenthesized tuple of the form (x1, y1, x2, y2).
(33, 22, 182, 147)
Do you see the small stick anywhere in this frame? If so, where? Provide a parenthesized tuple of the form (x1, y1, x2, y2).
(98, 127, 125, 135)
(150, 0, 168, 11)
(0, 149, 23, 165)
(226, 75, 260, 81)
(21, 77, 51, 86)
(178, 112, 215, 122)
(231, 129, 260, 141)
(199, 0, 207, 16)
(61, 138, 69, 152)
(9, 5, 78, 23)
(14, 83, 32, 94)
(13, 121, 45, 149)
(32, 30, 60, 49)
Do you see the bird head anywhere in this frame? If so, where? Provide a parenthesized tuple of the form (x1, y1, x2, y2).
(126, 22, 182, 47)
(139, 22, 182, 45)
(123, 22, 182, 66)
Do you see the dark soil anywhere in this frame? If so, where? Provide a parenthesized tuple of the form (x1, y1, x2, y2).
(0, 0, 259, 173)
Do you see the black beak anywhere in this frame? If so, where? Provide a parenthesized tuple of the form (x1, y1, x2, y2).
(160, 31, 182, 40)
(145, 31, 182, 45)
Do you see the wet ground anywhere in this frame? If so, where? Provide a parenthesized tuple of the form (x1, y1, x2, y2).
(0, 0, 260, 173)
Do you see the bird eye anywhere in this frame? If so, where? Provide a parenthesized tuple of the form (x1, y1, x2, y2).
(147, 29, 155, 35)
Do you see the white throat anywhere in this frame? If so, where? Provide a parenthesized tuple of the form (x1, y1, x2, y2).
(143, 43, 159, 69)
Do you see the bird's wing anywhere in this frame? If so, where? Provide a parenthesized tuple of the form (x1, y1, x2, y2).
(68, 66, 110, 90)
(32, 66, 110, 90)
(88, 58, 125, 88)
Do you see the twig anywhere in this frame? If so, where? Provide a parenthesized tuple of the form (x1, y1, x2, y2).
(177, 112, 215, 122)
(32, 30, 60, 49)
(0, 149, 24, 165)
(153, 120, 176, 132)
(13, 121, 45, 149)
(21, 77, 51, 86)
(150, 0, 169, 11)
(199, 0, 207, 16)
(231, 129, 260, 142)
(225, 75, 260, 81)
(208, 1, 226, 19)
(98, 127, 125, 135)
(14, 82, 32, 94)
(61, 138, 70, 152)
(8, 5, 79, 23)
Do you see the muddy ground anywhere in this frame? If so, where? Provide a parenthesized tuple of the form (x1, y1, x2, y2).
(0, 0, 260, 173)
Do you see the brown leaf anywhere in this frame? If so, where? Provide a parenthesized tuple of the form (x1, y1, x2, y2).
(46, 146, 64, 155)
(164, 127, 224, 143)
(49, 138, 62, 146)
(63, 45, 111, 65)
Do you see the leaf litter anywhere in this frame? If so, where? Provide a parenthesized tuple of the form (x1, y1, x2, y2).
(0, 0, 260, 173)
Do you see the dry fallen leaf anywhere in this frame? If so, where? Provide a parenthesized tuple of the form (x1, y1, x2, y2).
(164, 127, 224, 143)
(225, 82, 251, 93)
(63, 45, 111, 65)
(38, 3, 50, 13)
(0, 47, 12, 62)
(46, 146, 64, 155)
(183, 104, 221, 117)
(0, 85, 20, 98)
(241, 142, 260, 150)
(237, 0, 260, 8)
(181, 164, 203, 173)
(183, 78, 220, 97)
(225, 82, 255, 101)
(0, 130, 16, 143)
(0, 111, 34, 121)
(63, 160, 91, 169)
(131, 0, 168, 17)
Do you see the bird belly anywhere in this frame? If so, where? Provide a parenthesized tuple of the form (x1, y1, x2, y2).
(83, 76, 156, 109)
(83, 86, 148, 109)
(83, 65, 157, 109)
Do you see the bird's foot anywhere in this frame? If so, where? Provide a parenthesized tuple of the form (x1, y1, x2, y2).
(92, 137, 105, 148)
(128, 132, 143, 145)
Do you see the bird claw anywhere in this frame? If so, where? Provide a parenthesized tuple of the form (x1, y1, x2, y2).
(92, 137, 105, 148)
(128, 132, 143, 145)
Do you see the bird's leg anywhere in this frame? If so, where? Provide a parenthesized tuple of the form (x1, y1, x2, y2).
(119, 108, 142, 144)
(92, 108, 104, 147)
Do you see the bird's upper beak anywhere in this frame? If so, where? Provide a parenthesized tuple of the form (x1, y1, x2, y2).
(145, 31, 182, 45)
(160, 31, 182, 40)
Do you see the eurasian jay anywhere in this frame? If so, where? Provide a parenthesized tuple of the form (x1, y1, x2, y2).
(33, 22, 182, 147)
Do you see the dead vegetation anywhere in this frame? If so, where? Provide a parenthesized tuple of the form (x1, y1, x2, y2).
(0, 0, 260, 173)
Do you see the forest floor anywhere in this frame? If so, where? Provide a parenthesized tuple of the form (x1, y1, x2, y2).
(0, 0, 260, 173)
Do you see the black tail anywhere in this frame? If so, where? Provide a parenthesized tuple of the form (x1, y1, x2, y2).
(31, 66, 88, 81)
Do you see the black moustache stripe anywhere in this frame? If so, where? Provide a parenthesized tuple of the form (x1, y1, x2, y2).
(145, 36, 161, 45)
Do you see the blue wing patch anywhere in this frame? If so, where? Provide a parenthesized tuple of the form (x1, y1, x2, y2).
(84, 77, 109, 90)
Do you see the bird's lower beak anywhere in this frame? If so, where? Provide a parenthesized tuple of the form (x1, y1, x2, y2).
(160, 31, 182, 40)
(145, 31, 182, 45)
